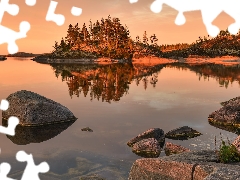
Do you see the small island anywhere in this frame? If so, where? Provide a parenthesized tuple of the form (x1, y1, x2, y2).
(33, 15, 240, 64)
(7, 52, 40, 57)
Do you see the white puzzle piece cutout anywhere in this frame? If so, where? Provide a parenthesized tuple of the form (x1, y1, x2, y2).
(16, 151, 50, 180)
(0, 99, 19, 136)
(0, 21, 30, 54)
(0, 0, 31, 54)
(129, 0, 138, 3)
(130, 0, 240, 37)
(0, 116, 19, 136)
(0, 163, 15, 180)
(46, 0, 65, 26)
(0, 99, 9, 111)
(46, 1, 82, 26)
(25, 0, 37, 6)
(71, 6, 82, 16)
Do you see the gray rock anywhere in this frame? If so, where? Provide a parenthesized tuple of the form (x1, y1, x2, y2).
(204, 165, 240, 180)
(164, 142, 190, 156)
(79, 174, 106, 180)
(209, 96, 240, 129)
(160, 150, 219, 163)
(128, 150, 240, 180)
(132, 138, 161, 158)
(232, 135, 240, 153)
(127, 128, 165, 147)
(165, 126, 202, 140)
(2, 90, 77, 126)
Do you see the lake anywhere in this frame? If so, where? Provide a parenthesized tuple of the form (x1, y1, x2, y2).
(0, 57, 240, 179)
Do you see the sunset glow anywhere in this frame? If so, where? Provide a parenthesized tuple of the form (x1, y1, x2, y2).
(0, 0, 235, 55)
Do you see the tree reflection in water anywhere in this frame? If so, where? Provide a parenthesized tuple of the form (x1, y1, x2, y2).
(50, 62, 240, 103)
(50, 63, 164, 102)
(166, 63, 240, 89)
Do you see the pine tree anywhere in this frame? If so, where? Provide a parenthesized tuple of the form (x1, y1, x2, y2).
(143, 31, 148, 44)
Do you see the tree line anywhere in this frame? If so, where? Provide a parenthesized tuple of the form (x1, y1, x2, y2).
(51, 15, 161, 60)
(50, 16, 240, 60)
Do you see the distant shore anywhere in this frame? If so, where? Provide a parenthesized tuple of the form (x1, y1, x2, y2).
(0, 56, 7, 60)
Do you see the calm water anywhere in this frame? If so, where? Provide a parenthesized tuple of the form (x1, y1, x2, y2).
(1, 58, 240, 179)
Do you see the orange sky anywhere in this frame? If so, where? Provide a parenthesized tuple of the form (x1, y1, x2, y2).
(0, 0, 236, 55)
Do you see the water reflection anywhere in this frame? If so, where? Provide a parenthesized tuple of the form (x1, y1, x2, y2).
(208, 120, 240, 135)
(166, 63, 240, 88)
(50, 63, 164, 102)
(2, 119, 76, 145)
(49, 62, 240, 102)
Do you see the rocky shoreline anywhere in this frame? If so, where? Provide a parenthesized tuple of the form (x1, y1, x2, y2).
(127, 95, 240, 179)
(31, 55, 240, 67)
(32, 57, 131, 64)
(128, 150, 240, 180)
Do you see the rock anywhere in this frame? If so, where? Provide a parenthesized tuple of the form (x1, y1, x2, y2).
(165, 126, 202, 140)
(0, 56, 7, 60)
(164, 142, 190, 156)
(127, 128, 165, 147)
(128, 150, 240, 180)
(132, 138, 161, 158)
(232, 135, 240, 153)
(81, 127, 93, 132)
(79, 174, 106, 180)
(209, 96, 240, 130)
(2, 90, 77, 126)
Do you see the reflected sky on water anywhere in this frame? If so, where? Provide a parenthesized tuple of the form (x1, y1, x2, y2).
(1, 58, 240, 179)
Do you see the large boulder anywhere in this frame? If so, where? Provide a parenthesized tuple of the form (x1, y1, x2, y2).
(127, 128, 165, 147)
(164, 142, 190, 156)
(2, 90, 77, 126)
(128, 150, 240, 180)
(209, 96, 240, 131)
(132, 138, 161, 158)
(165, 126, 202, 140)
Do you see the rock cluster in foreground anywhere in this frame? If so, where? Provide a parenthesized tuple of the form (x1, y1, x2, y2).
(2, 90, 77, 126)
(128, 150, 240, 180)
(127, 126, 201, 158)
(127, 128, 165, 157)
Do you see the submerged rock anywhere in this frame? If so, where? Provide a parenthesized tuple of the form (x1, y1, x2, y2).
(164, 142, 190, 156)
(2, 90, 77, 126)
(127, 128, 164, 147)
(129, 150, 240, 180)
(81, 127, 93, 132)
(165, 126, 202, 140)
(132, 138, 161, 158)
(209, 96, 240, 130)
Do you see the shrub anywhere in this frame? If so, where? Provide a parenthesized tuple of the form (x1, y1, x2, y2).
(218, 139, 240, 163)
